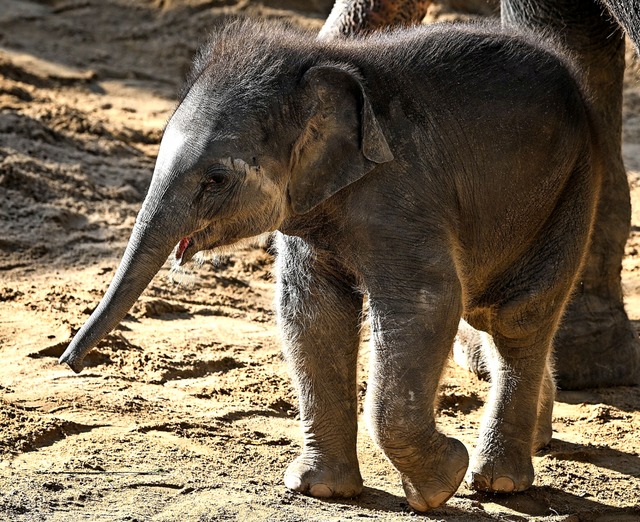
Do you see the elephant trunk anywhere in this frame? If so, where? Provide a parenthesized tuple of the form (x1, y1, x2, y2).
(59, 212, 184, 373)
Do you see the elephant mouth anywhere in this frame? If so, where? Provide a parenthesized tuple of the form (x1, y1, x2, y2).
(175, 228, 257, 267)
(175, 237, 195, 265)
(174, 234, 223, 266)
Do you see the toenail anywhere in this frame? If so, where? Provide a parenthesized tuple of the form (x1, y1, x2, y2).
(309, 483, 333, 497)
(428, 490, 453, 508)
(471, 473, 490, 490)
(407, 497, 429, 512)
(492, 477, 515, 492)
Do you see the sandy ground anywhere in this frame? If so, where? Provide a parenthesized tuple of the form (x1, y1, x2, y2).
(1, 1, 639, 520)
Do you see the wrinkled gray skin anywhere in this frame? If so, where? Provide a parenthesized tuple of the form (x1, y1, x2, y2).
(460, 0, 640, 389)
(60, 20, 602, 511)
(492, 0, 640, 390)
(321, 0, 640, 391)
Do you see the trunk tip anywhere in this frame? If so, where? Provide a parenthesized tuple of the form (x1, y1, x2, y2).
(59, 348, 85, 374)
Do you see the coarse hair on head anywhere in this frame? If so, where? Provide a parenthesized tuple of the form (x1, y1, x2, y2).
(178, 18, 319, 107)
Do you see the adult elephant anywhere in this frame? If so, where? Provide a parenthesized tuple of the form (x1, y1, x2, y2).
(320, 0, 640, 389)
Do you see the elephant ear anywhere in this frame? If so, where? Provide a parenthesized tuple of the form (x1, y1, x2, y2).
(288, 65, 394, 215)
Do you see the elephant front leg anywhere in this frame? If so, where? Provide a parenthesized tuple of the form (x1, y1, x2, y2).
(276, 234, 363, 498)
(366, 290, 469, 511)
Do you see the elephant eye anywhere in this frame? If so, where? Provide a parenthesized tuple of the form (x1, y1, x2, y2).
(205, 165, 229, 187)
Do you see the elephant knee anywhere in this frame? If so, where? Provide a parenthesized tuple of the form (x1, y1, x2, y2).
(366, 388, 436, 453)
(493, 295, 560, 344)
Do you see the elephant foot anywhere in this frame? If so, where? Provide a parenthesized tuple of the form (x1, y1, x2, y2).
(468, 428, 534, 493)
(553, 295, 640, 389)
(533, 370, 555, 452)
(452, 320, 490, 381)
(394, 436, 469, 512)
(284, 453, 363, 498)
(533, 412, 553, 452)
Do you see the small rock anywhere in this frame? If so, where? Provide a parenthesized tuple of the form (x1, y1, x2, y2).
(42, 481, 64, 492)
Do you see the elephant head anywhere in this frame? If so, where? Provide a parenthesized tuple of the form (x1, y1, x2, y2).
(59, 27, 393, 372)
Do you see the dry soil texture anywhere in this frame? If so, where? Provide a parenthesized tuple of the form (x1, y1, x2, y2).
(1, 1, 639, 521)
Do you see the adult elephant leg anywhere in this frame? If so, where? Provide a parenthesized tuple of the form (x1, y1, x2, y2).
(498, 0, 640, 389)
(319, 0, 431, 39)
(276, 233, 364, 498)
(601, 1, 640, 53)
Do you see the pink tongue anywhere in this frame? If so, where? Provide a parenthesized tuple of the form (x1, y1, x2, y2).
(175, 237, 191, 260)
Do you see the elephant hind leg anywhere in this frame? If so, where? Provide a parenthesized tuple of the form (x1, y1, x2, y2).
(454, 321, 555, 453)
(534, 358, 555, 452)
(468, 311, 558, 493)
(452, 319, 489, 381)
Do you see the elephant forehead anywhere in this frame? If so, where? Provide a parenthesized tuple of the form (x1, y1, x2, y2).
(157, 124, 188, 169)
(156, 121, 231, 173)
(156, 122, 216, 177)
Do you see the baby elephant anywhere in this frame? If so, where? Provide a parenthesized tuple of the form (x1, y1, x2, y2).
(60, 19, 601, 511)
